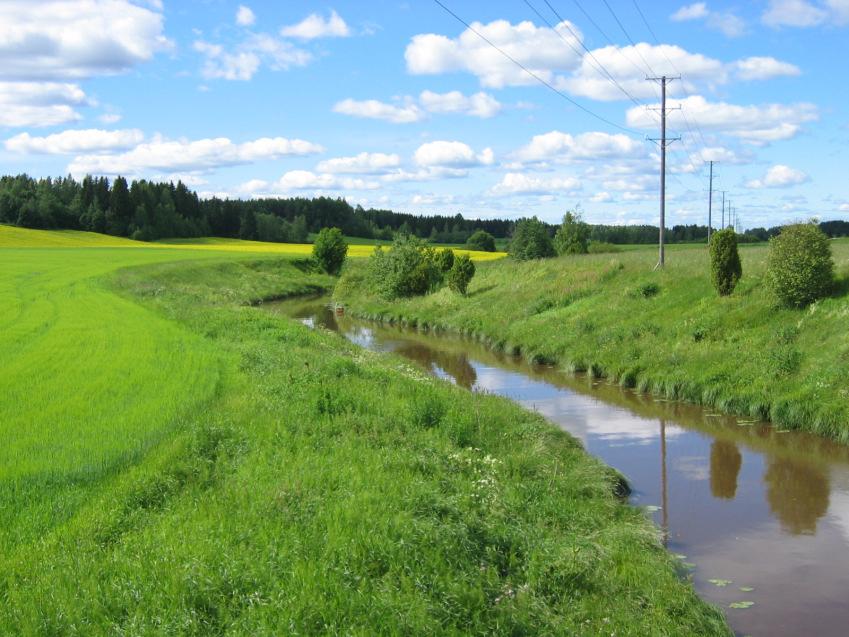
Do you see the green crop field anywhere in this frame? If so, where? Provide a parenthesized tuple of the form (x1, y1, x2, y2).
(336, 239, 849, 441)
(0, 225, 728, 635)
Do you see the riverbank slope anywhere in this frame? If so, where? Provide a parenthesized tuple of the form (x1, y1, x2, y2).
(335, 240, 849, 442)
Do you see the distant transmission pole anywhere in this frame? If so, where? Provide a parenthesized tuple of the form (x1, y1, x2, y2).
(706, 160, 716, 243)
(720, 191, 727, 229)
(647, 75, 680, 268)
(727, 198, 732, 230)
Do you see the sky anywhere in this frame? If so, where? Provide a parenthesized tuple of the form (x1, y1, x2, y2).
(1, 0, 848, 228)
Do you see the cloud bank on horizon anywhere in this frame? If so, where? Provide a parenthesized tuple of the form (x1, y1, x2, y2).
(0, 0, 847, 228)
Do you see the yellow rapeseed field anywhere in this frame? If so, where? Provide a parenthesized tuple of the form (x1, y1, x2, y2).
(0, 225, 506, 261)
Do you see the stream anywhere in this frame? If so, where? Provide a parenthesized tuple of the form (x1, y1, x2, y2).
(265, 295, 849, 637)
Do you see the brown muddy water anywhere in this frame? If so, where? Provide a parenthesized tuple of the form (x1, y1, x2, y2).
(265, 295, 849, 637)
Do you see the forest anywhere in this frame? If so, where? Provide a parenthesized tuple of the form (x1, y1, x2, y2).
(2, 173, 847, 245)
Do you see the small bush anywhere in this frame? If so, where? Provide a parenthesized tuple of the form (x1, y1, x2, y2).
(466, 229, 496, 252)
(368, 235, 441, 299)
(447, 254, 475, 295)
(766, 223, 834, 308)
(312, 227, 348, 275)
(588, 241, 622, 254)
(554, 211, 590, 255)
(435, 248, 455, 273)
(510, 217, 555, 260)
(629, 282, 659, 299)
(709, 228, 742, 296)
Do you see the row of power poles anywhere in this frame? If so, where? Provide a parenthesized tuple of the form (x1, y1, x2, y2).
(651, 77, 739, 267)
(706, 161, 739, 237)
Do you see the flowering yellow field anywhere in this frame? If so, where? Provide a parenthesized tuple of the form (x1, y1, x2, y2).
(0, 225, 506, 261)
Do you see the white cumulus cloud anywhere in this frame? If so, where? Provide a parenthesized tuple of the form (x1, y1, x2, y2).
(67, 135, 324, 176)
(194, 34, 311, 81)
(733, 56, 801, 80)
(0, 1, 169, 128)
(561, 43, 725, 101)
(671, 3, 709, 21)
(333, 98, 424, 123)
(516, 131, 645, 163)
(406, 19, 583, 88)
(316, 152, 401, 174)
(746, 164, 810, 188)
(490, 173, 581, 195)
(763, 0, 828, 27)
(671, 3, 745, 37)
(414, 141, 494, 168)
(236, 5, 256, 27)
(280, 10, 350, 39)
(627, 95, 817, 144)
(6, 129, 144, 154)
(0, 82, 89, 128)
(419, 90, 501, 118)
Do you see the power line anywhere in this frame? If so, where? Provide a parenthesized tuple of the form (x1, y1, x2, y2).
(430, 0, 642, 137)
(630, 0, 712, 153)
(600, 0, 656, 76)
(525, 0, 648, 110)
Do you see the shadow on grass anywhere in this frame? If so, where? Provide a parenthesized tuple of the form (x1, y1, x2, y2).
(468, 284, 497, 297)
(832, 274, 849, 299)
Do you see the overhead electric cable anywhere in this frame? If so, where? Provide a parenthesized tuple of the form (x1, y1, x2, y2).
(431, 0, 642, 137)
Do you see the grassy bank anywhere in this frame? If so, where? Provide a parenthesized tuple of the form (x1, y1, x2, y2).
(1, 227, 728, 634)
(335, 240, 849, 442)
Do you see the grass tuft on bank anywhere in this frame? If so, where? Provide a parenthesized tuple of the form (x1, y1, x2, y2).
(335, 239, 849, 442)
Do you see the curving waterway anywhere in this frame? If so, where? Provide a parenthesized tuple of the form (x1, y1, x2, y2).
(265, 295, 849, 637)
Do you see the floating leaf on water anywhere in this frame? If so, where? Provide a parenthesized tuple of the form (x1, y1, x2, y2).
(673, 554, 687, 560)
(737, 422, 755, 427)
(704, 413, 723, 417)
(708, 579, 732, 587)
(644, 505, 662, 512)
(775, 430, 791, 434)
(682, 562, 696, 569)
(739, 586, 754, 592)
(729, 601, 754, 609)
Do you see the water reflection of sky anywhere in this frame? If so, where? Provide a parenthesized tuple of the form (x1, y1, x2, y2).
(267, 299, 849, 637)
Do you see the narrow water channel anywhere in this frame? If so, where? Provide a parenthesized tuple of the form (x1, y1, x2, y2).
(265, 295, 849, 637)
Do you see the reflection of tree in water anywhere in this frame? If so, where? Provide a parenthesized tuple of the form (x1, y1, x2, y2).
(764, 456, 830, 535)
(710, 440, 742, 499)
(395, 343, 478, 390)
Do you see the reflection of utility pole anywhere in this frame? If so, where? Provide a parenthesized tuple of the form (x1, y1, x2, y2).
(661, 418, 669, 548)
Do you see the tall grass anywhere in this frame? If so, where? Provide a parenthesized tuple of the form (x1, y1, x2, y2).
(335, 239, 849, 442)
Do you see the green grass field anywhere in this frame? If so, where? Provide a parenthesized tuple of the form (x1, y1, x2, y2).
(0, 225, 728, 635)
(336, 239, 849, 442)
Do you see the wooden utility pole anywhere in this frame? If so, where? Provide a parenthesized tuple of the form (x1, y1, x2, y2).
(707, 160, 716, 243)
(647, 75, 680, 268)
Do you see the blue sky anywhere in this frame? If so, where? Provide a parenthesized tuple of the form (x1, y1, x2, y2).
(1, 0, 848, 228)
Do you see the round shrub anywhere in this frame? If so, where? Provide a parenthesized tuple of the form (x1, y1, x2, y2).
(509, 217, 555, 260)
(447, 254, 476, 295)
(709, 227, 742, 296)
(312, 227, 348, 275)
(466, 229, 496, 252)
(766, 223, 834, 308)
(368, 235, 441, 299)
